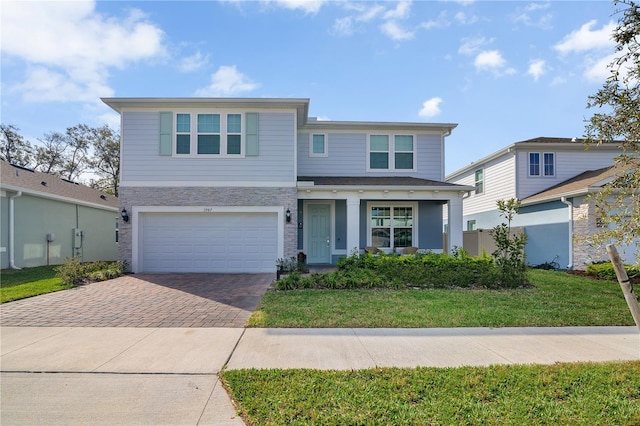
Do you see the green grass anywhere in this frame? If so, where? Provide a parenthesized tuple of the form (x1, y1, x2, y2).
(248, 269, 637, 327)
(0, 266, 71, 303)
(221, 361, 640, 425)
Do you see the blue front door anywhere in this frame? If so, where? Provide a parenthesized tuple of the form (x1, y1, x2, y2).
(308, 204, 331, 264)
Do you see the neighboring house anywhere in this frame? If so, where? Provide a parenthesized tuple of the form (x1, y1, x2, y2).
(1, 160, 119, 269)
(445, 137, 633, 269)
(102, 97, 473, 274)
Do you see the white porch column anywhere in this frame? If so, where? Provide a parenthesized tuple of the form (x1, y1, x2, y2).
(346, 197, 361, 255)
(447, 196, 464, 254)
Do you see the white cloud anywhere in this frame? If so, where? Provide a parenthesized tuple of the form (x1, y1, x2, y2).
(454, 11, 478, 25)
(458, 36, 492, 56)
(474, 50, 516, 76)
(380, 20, 415, 41)
(512, 2, 553, 29)
(419, 97, 443, 118)
(420, 11, 451, 30)
(384, 1, 412, 20)
(527, 59, 546, 81)
(554, 20, 616, 54)
(330, 17, 355, 36)
(275, 0, 324, 14)
(554, 20, 618, 83)
(474, 50, 505, 69)
(584, 52, 617, 82)
(179, 51, 209, 72)
(2, 0, 165, 103)
(195, 65, 260, 96)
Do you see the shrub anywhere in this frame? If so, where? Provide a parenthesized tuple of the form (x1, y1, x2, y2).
(490, 198, 528, 288)
(273, 250, 520, 291)
(586, 262, 640, 281)
(55, 257, 125, 285)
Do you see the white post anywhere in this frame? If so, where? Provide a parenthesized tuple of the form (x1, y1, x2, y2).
(346, 198, 361, 255)
(447, 195, 464, 254)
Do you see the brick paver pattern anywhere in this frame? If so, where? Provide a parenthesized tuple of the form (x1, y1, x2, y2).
(0, 274, 274, 328)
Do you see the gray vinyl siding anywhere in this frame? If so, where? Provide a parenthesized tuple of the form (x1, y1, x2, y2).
(448, 153, 516, 217)
(516, 149, 619, 199)
(121, 112, 296, 183)
(297, 132, 443, 180)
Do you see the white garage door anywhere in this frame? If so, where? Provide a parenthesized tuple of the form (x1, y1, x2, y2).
(140, 212, 278, 273)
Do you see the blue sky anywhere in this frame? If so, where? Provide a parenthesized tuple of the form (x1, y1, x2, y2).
(1, 0, 620, 174)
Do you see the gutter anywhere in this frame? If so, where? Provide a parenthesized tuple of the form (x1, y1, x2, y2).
(8, 191, 22, 269)
(560, 196, 574, 270)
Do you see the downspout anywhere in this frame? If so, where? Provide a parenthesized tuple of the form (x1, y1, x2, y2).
(8, 191, 22, 269)
(560, 196, 574, 270)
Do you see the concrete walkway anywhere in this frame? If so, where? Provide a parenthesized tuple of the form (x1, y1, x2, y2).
(1, 326, 639, 425)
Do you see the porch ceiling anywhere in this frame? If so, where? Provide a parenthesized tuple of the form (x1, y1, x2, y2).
(297, 176, 473, 192)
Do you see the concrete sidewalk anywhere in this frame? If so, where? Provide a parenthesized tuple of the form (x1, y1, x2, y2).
(1, 326, 639, 425)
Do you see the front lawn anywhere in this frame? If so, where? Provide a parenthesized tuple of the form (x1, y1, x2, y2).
(0, 266, 71, 303)
(248, 269, 637, 327)
(221, 361, 640, 425)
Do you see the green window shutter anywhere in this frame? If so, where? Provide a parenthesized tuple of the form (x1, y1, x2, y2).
(245, 112, 259, 156)
(159, 111, 173, 156)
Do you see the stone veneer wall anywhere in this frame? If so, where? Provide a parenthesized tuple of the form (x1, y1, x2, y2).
(118, 186, 298, 270)
(572, 200, 608, 270)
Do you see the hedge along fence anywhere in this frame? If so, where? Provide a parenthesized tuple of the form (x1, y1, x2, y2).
(274, 250, 529, 291)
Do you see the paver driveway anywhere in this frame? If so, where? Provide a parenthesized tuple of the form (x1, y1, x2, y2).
(0, 273, 274, 328)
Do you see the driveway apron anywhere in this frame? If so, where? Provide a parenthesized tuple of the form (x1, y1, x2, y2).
(0, 273, 274, 328)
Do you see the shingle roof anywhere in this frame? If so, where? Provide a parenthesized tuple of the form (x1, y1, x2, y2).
(0, 160, 118, 210)
(522, 165, 621, 204)
(298, 176, 468, 188)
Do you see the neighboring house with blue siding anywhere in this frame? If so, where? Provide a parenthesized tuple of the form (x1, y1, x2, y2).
(102, 97, 472, 273)
(445, 137, 630, 269)
(1, 160, 119, 269)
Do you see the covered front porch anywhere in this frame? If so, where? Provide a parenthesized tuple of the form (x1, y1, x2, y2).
(296, 177, 472, 265)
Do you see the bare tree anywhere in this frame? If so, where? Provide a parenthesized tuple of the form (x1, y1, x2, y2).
(88, 125, 120, 196)
(33, 131, 67, 175)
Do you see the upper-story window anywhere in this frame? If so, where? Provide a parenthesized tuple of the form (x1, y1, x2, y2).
(474, 169, 484, 194)
(368, 134, 415, 171)
(529, 152, 555, 177)
(175, 113, 244, 157)
(310, 134, 327, 157)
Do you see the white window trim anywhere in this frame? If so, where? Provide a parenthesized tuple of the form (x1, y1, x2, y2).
(542, 152, 555, 177)
(366, 201, 418, 252)
(309, 133, 328, 157)
(474, 168, 484, 195)
(366, 134, 417, 172)
(173, 110, 246, 158)
(528, 152, 555, 177)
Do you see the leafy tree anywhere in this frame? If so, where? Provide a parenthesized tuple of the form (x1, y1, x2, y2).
(0, 124, 33, 167)
(584, 0, 640, 249)
(88, 125, 120, 196)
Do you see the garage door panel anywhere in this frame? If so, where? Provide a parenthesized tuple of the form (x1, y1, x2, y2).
(140, 212, 278, 273)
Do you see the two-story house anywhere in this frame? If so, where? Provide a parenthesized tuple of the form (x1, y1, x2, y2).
(102, 97, 472, 273)
(445, 137, 635, 269)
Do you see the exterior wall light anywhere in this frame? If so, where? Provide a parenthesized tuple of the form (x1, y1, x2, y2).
(286, 208, 292, 223)
(121, 208, 130, 223)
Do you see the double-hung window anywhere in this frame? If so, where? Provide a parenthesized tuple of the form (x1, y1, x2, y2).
(175, 112, 244, 157)
(369, 204, 415, 250)
(474, 169, 484, 194)
(529, 152, 555, 176)
(368, 134, 415, 171)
